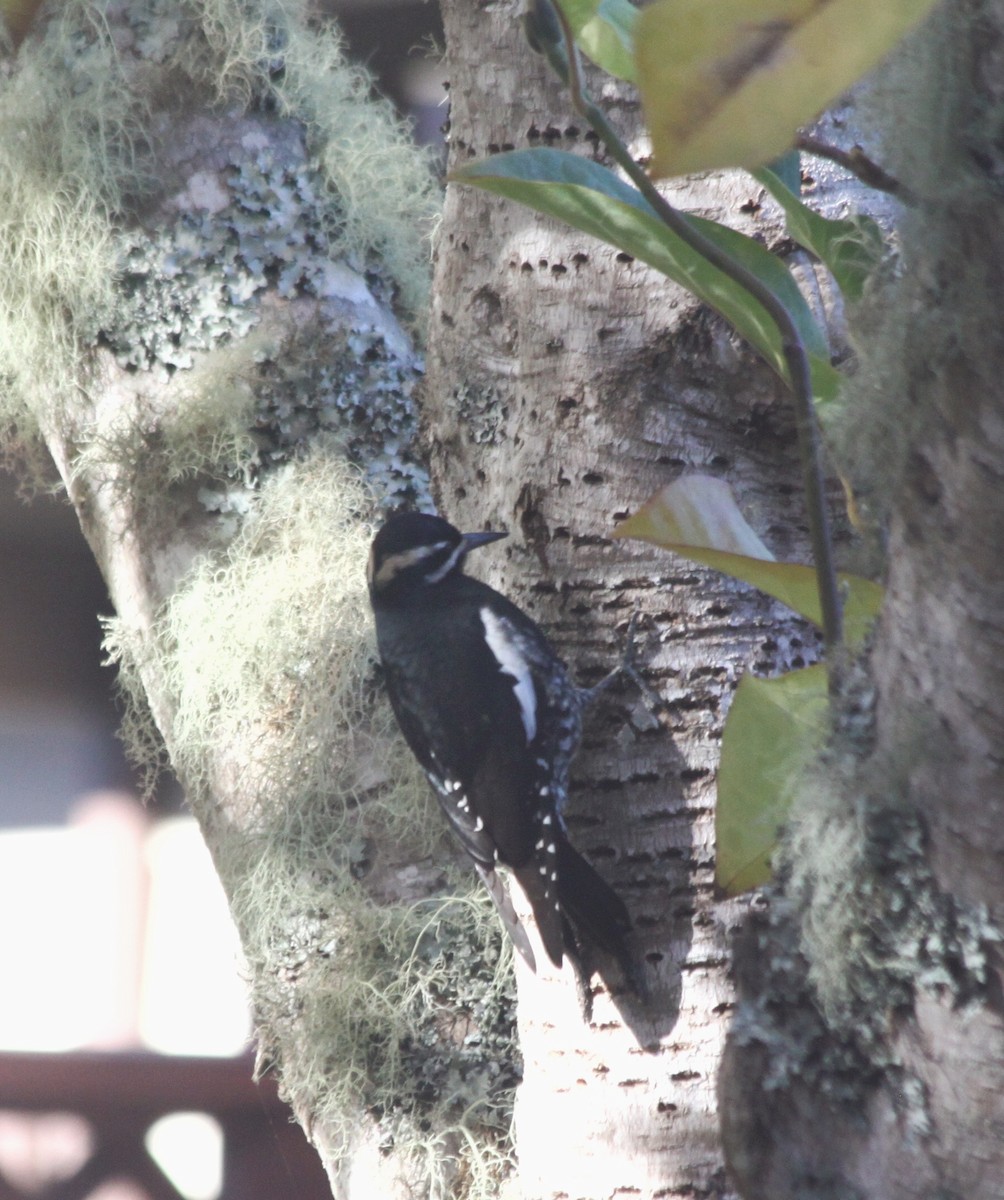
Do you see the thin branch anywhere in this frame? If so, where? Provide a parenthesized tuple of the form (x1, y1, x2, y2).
(797, 134, 916, 205)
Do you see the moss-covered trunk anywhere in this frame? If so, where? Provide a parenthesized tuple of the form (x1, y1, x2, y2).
(2, 4, 512, 1198)
(720, 6, 1004, 1196)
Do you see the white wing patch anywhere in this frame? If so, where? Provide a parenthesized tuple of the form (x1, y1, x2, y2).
(480, 607, 537, 743)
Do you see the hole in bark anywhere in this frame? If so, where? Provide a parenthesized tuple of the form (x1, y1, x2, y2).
(680, 766, 710, 782)
(705, 601, 732, 617)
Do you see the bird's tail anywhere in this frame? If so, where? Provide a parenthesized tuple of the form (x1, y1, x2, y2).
(555, 838, 633, 975)
(506, 840, 637, 988)
(475, 862, 538, 972)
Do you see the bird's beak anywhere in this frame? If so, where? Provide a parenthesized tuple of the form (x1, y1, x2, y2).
(461, 529, 508, 553)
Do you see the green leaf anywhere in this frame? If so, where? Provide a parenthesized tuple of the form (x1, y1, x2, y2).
(716, 665, 828, 894)
(755, 166, 886, 302)
(555, 0, 639, 82)
(612, 475, 884, 645)
(451, 148, 841, 403)
(634, 0, 941, 178)
(768, 150, 802, 195)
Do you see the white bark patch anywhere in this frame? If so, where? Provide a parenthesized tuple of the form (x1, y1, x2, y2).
(480, 607, 537, 742)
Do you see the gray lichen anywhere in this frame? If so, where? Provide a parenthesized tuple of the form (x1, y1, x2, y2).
(93, 132, 430, 508)
(3, 3, 521, 1194)
(455, 383, 509, 447)
(732, 730, 1000, 1122)
(0, 0, 438, 469)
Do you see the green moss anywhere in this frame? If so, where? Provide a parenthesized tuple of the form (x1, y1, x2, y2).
(105, 452, 518, 1195)
(0, 2, 140, 462)
(2, 7, 516, 1191)
(0, 0, 437, 468)
(733, 704, 998, 1122)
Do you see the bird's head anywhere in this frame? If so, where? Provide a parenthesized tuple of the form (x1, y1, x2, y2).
(367, 512, 507, 599)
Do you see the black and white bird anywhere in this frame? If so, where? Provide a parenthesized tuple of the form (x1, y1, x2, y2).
(367, 510, 633, 977)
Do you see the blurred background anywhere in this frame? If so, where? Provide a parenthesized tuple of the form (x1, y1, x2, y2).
(0, 3, 443, 1197)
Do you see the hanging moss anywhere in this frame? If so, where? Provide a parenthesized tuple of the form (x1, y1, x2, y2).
(104, 451, 519, 1195)
(1, 3, 519, 1194)
(0, 0, 437, 466)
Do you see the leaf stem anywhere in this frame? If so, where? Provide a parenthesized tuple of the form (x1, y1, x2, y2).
(530, 0, 844, 653)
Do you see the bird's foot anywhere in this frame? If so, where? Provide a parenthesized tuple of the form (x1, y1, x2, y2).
(579, 612, 662, 717)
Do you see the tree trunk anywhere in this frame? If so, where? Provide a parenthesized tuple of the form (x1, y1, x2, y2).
(719, 5, 1004, 1196)
(426, 2, 833, 1194)
(1, 4, 466, 1198)
(7, 1, 973, 1198)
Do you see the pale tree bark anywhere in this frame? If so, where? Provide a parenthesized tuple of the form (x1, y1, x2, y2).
(5, 1, 968, 1199)
(719, 4, 1004, 1198)
(424, 2, 855, 1196)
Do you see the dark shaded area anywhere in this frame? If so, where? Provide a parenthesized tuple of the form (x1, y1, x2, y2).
(0, 1050, 330, 1199)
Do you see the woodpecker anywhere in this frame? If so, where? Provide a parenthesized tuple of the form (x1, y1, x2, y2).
(367, 510, 633, 978)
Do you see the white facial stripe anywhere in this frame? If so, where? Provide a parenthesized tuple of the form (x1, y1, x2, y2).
(374, 541, 450, 588)
(423, 540, 466, 583)
(480, 607, 537, 743)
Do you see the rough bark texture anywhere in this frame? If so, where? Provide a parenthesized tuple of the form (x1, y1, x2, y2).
(426, 2, 838, 1195)
(720, 5, 1004, 1197)
(2, 6, 499, 1199)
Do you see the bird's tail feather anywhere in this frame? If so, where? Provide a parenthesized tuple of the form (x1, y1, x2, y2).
(475, 862, 537, 971)
(494, 843, 637, 988)
(555, 839, 634, 977)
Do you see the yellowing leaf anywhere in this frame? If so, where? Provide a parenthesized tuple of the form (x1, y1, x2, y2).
(614, 474, 774, 559)
(635, 0, 940, 178)
(716, 665, 828, 894)
(613, 475, 883, 645)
